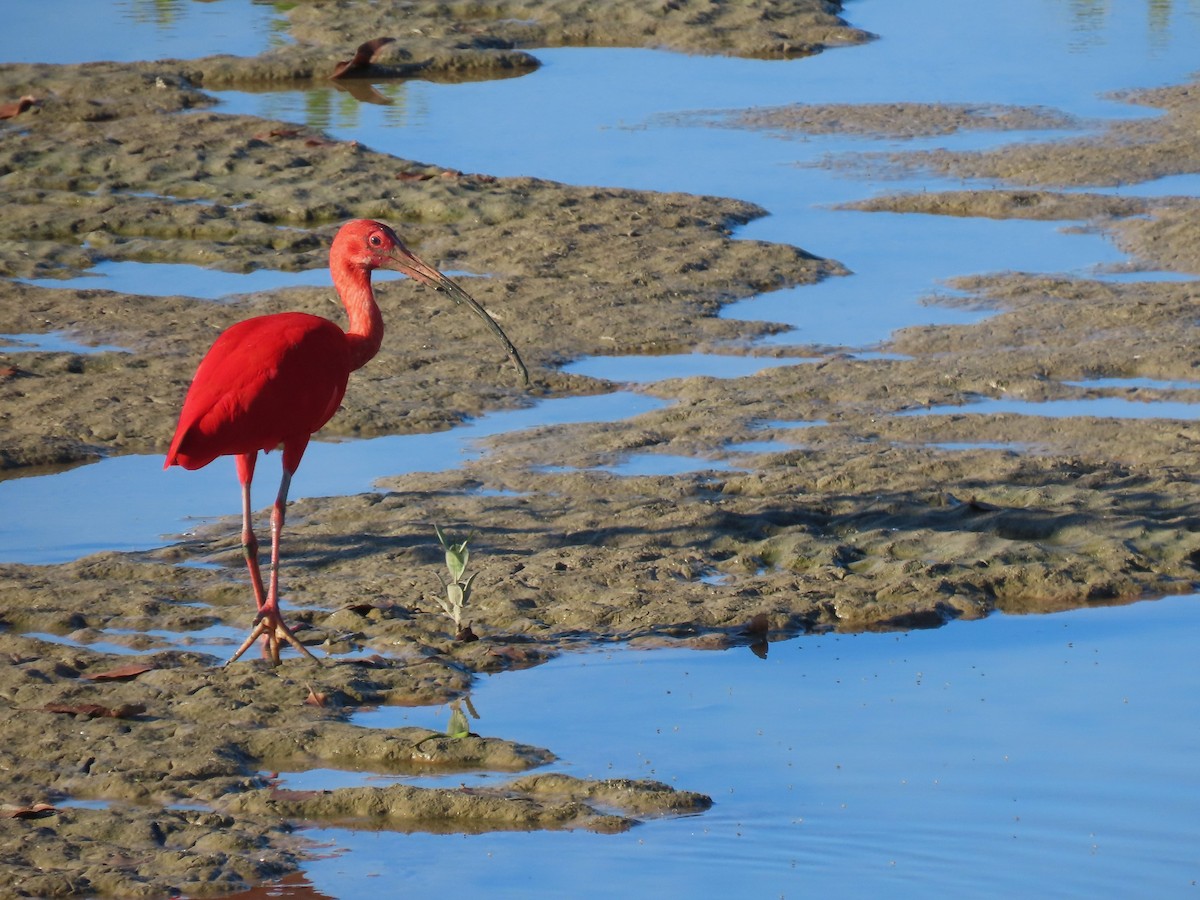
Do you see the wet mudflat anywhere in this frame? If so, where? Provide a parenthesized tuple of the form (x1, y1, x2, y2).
(1, 0, 1199, 895)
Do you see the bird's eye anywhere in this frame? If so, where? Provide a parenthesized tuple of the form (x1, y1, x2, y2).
(369, 233, 383, 247)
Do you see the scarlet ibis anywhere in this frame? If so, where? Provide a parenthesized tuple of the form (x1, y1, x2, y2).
(165, 219, 527, 665)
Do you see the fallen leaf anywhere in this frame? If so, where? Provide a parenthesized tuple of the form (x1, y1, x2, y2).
(253, 127, 301, 141)
(330, 36, 396, 79)
(340, 600, 405, 616)
(742, 613, 770, 636)
(488, 645, 539, 664)
(455, 624, 479, 643)
(304, 683, 327, 707)
(85, 662, 155, 681)
(0, 95, 38, 120)
(2, 802, 56, 819)
(41, 703, 146, 719)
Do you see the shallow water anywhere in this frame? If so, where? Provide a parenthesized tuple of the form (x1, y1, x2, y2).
(19, 259, 425, 299)
(902, 395, 1200, 421)
(4, 1, 1200, 897)
(1066, 375, 1200, 392)
(0, 391, 663, 564)
(4, 0, 285, 65)
(0, 331, 127, 354)
(285, 594, 1200, 898)
(562, 352, 816, 383)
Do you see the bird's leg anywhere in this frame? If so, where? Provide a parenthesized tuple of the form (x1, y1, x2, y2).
(226, 461, 317, 666)
(227, 453, 268, 666)
(227, 468, 318, 666)
(236, 456, 268, 613)
(262, 470, 316, 664)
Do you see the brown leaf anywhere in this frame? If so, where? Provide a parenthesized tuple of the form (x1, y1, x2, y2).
(0, 95, 38, 120)
(2, 802, 56, 819)
(339, 600, 404, 617)
(253, 127, 302, 141)
(742, 613, 770, 636)
(304, 684, 327, 708)
(455, 624, 479, 643)
(85, 662, 156, 681)
(330, 36, 396, 79)
(41, 703, 146, 719)
(488, 645, 537, 663)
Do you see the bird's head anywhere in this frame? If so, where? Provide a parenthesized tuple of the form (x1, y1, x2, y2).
(332, 219, 529, 385)
(333, 219, 410, 272)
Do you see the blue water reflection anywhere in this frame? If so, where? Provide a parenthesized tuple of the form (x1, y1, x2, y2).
(0, 0, 284, 64)
(0, 392, 663, 565)
(299, 595, 1200, 898)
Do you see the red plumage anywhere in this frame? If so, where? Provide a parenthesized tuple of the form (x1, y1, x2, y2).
(165, 312, 350, 472)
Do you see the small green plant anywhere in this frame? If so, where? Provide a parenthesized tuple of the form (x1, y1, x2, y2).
(432, 525, 476, 633)
(446, 696, 479, 739)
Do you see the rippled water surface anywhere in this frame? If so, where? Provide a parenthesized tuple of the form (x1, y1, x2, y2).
(294, 595, 1200, 898)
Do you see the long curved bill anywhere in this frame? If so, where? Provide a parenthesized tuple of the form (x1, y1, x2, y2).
(385, 245, 529, 385)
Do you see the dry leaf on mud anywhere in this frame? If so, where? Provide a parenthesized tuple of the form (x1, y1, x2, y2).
(742, 613, 770, 635)
(331, 37, 395, 79)
(488, 645, 537, 663)
(40, 703, 146, 719)
(0, 95, 37, 119)
(85, 662, 156, 681)
(254, 127, 301, 140)
(304, 684, 327, 707)
(1, 802, 56, 819)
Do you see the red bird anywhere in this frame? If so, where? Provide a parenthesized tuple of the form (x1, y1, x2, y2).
(165, 219, 527, 665)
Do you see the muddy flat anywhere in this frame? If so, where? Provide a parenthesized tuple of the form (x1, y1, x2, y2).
(2, 0, 1200, 895)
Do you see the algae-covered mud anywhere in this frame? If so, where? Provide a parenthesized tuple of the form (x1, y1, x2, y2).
(2, 0, 1200, 895)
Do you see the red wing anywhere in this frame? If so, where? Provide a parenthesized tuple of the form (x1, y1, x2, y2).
(166, 313, 351, 470)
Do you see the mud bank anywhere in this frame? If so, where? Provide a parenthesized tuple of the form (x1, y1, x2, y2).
(3, 0, 1200, 895)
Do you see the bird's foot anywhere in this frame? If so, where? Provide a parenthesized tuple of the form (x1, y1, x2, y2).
(225, 606, 318, 667)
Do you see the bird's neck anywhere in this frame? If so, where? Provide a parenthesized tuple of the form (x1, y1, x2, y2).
(336, 268, 385, 371)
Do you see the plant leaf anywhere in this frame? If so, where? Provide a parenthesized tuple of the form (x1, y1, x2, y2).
(447, 706, 470, 738)
(2, 802, 56, 819)
(41, 703, 146, 719)
(85, 663, 156, 681)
